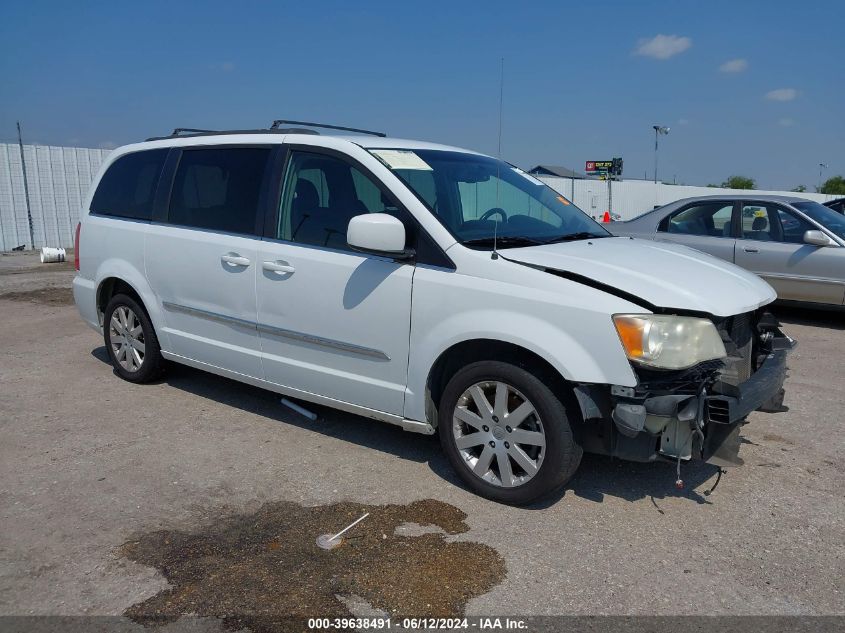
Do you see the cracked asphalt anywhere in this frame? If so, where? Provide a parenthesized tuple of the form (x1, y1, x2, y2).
(0, 251, 842, 625)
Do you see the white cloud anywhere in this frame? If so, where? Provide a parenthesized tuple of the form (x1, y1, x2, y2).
(634, 34, 692, 60)
(778, 117, 794, 127)
(719, 58, 748, 73)
(766, 88, 798, 101)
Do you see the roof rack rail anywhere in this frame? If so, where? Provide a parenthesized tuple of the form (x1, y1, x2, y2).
(172, 128, 219, 135)
(270, 119, 386, 137)
(144, 127, 319, 142)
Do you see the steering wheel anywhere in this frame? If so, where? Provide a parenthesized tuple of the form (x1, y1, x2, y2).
(480, 207, 507, 223)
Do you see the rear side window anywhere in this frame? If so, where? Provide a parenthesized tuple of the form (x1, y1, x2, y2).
(90, 149, 169, 220)
(168, 148, 271, 235)
(660, 202, 734, 236)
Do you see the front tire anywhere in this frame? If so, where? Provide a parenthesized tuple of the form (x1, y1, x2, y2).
(439, 361, 582, 505)
(103, 294, 163, 383)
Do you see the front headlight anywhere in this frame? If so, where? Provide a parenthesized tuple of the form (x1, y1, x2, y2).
(613, 314, 726, 370)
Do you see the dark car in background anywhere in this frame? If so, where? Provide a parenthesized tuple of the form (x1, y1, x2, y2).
(824, 198, 845, 214)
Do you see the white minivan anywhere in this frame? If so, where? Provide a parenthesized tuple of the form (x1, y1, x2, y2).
(73, 122, 794, 503)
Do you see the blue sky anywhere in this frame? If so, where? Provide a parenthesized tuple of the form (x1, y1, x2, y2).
(1, 0, 842, 189)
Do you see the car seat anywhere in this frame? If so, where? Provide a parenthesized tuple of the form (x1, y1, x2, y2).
(290, 179, 322, 241)
(291, 178, 365, 249)
(746, 216, 771, 241)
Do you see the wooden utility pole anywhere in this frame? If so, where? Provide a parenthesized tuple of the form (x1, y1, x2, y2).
(16, 121, 35, 250)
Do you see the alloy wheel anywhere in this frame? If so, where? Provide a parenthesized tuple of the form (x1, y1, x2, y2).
(452, 381, 546, 488)
(109, 305, 145, 372)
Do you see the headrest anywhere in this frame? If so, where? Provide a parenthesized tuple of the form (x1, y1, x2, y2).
(752, 216, 768, 231)
(294, 179, 319, 209)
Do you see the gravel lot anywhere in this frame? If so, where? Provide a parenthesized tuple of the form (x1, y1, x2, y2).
(0, 251, 842, 626)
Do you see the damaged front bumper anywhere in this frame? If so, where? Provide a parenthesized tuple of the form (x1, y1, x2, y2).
(574, 312, 795, 468)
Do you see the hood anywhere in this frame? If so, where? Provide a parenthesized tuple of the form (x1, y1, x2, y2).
(503, 237, 776, 317)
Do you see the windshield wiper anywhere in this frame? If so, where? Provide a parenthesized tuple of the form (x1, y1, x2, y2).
(541, 232, 609, 244)
(461, 236, 547, 248)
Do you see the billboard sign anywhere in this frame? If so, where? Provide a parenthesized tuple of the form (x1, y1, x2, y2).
(586, 158, 623, 177)
(586, 160, 613, 174)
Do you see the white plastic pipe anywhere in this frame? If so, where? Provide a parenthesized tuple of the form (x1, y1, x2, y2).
(281, 398, 318, 420)
(40, 247, 66, 263)
(329, 513, 370, 542)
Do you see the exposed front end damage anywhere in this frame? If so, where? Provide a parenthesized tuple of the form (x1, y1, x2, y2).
(574, 310, 795, 469)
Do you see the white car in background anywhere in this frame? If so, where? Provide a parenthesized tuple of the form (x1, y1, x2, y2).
(73, 122, 793, 503)
(611, 195, 845, 307)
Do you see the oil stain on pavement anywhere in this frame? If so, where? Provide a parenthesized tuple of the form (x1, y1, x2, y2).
(121, 499, 505, 632)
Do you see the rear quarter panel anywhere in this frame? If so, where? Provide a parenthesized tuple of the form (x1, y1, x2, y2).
(75, 145, 174, 348)
(77, 213, 168, 349)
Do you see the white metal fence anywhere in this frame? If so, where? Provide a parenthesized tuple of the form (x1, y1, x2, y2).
(0, 142, 840, 251)
(0, 143, 111, 251)
(536, 175, 839, 222)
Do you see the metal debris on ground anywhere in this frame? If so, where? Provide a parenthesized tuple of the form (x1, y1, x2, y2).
(317, 512, 370, 550)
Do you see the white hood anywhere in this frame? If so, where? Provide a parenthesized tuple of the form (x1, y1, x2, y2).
(504, 237, 776, 317)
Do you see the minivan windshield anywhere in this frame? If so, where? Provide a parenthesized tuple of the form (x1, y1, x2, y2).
(368, 149, 609, 247)
(792, 201, 845, 239)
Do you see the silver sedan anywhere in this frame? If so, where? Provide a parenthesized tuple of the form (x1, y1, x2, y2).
(610, 195, 845, 307)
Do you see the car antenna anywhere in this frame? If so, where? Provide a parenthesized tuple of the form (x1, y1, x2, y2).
(492, 57, 504, 261)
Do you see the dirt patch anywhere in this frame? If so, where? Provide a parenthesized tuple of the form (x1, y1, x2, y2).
(0, 260, 75, 275)
(0, 287, 74, 305)
(762, 433, 794, 445)
(121, 499, 505, 631)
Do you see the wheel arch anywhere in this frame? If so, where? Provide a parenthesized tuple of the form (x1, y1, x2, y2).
(423, 338, 579, 431)
(97, 277, 144, 316)
(93, 262, 165, 348)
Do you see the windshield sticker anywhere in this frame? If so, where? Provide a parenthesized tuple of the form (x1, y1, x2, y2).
(370, 149, 433, 171)
(511, 167, 545, 186)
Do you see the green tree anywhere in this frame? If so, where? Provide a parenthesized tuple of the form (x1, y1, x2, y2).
(791, 185, 807, 192)
(819, 176, 845, 195)
(721, 175, 756, 189)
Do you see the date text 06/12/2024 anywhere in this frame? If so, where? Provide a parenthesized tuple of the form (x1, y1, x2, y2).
(307, 617, 528, 629)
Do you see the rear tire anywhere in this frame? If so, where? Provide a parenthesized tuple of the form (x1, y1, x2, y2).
(439, 361, 582, 505)
(103, 293, 164, 383)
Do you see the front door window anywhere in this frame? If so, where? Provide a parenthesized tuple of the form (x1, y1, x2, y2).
(740, 204, 814, 243)
(278, 151, 404, 250)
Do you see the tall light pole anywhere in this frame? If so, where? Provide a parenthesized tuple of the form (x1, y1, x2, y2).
(818, 163, 828, 192)
(653, 125, 670, 184)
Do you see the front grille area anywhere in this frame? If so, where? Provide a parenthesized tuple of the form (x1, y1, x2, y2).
(634, 358, 723, 393)
(707, 397, 732, 424)
(715, 312, 755, 387)
(630, 311, 763, 397)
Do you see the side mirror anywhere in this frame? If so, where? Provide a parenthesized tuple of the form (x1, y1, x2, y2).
(347, 213, 414, 260)
(803, 229, 835, 247)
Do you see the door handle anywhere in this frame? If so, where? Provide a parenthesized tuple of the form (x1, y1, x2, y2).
(262, 260, 295, 274)
(743, 246, 759, 253)
(221, 253, 251, 267)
